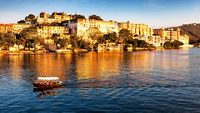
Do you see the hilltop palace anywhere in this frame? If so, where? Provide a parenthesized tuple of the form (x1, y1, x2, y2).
(0, 12, 189, 50)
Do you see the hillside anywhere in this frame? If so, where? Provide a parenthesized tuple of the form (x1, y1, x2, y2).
(177, 23, 200, 43)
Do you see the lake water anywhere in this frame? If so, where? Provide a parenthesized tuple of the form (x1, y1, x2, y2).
(0, 48, 200, 113)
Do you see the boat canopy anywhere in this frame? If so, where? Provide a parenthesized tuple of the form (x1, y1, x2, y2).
(37, 77, 59, 81)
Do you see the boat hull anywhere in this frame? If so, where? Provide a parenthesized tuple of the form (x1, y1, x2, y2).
(33, 83, 62, 87)
(33, 86, 61, 92)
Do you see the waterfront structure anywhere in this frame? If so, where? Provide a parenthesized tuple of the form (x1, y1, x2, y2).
(154, 28, 189, 45)
(132, 35, 164, 47)
(154, 28, 180, 40)
(64, 19, 154, 42)
(179, 34, 190, 45)
(0, 12, 190, 49)
(148, 35, 165, 47)
(25, 12, 191, 47)
(98, 43, 124, 51)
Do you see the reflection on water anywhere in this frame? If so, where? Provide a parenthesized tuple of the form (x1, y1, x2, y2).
(34, 88, 65, 99)
(0, 48, 200, 112)
(75, 52, 123, 80)
(0, 50, 191, 84)
(33, 54, 73, 81)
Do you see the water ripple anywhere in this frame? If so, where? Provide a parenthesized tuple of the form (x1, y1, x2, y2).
(1, 49, 200, 112)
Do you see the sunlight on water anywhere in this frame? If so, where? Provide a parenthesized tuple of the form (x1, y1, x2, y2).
(0, 48, 200, 112)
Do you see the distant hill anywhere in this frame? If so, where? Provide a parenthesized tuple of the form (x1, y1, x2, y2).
(173, 23, 200, 43)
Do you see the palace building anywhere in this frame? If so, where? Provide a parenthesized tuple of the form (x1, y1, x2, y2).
(0, 12, 190, 48)
(36, 12, 72, 24)
(37, 25, 70, 44)
(0, 24, 31, 34)
(37, 25, 69, 39)
(0, 24, 13, 33)
(118, 21, 153, 36)
(154, 28, 189, 45)
(12, 24, 31, 34)
(64, 19, 154, 41)
(64, 18, 118, 41)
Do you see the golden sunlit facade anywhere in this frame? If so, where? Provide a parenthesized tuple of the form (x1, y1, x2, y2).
(0, 24, 31, 34)
(76, 19, 118, 34)
(36, 12, 72, 24)
(154, 28, 189, 45)
(0, 12, 190, 47)
(12, 24, 31, 34)
(37, 25, 69, 39)
(118, 21, 154, 36)
(66, 19, 154, 41)
(0, 24, 13, 33)
(66, 18, 118, 40)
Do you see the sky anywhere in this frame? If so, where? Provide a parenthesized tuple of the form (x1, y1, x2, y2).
(0, 0, 200, 28)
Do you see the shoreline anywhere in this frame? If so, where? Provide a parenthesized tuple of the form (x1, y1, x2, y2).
(0, 47, 197, 55)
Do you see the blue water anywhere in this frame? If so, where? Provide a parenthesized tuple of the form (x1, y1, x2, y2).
(0, 48, 200, 113)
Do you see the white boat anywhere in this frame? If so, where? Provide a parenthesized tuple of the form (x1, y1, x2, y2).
(33, 77, 62, 88)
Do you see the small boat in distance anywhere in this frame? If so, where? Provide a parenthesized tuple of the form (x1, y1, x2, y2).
(33, 77, 62, 89)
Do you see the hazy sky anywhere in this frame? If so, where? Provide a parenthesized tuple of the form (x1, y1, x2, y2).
(0, 0, 200, 27)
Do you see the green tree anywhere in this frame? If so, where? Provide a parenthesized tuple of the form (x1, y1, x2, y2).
(88, 27, 103, 41)
(87, 27, 103, 51)
(40, 12, 47, 18)
(52, 34, 60, 44)
(97, 36, 106, 44)
(20, 27, 37, 40)
(33, 37, 40, 49)
(51, 22, 61, 26)
(148, 44, 156, 50)
(25, 14, 35, 21)
(137, 40, 148, 48)
(163, 40, 183, 49)
(172, 40, 183, 49)
(127, 39, 138, 49)
(163, 41, 173, 49)
(56, 39, 68, 48)
(197, 39, 200, 43)
(15, 34, 26, 46)
(77, 39, 91, 50)
(70, 35, 79, 50)
(15, 37, 26, 46)
(5, 32, 16, 47)
(103, 32, 117, 43)
(74, 14, 86, 19)
(0, 33, 6, 49)
(51, 34, 70, 49)
(18, 20, 26, 24)
(20, 27, 39, 50)
(26, 40, 34, 49)
(89, 15, 103, 20)
(119, 29, 133, 43)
